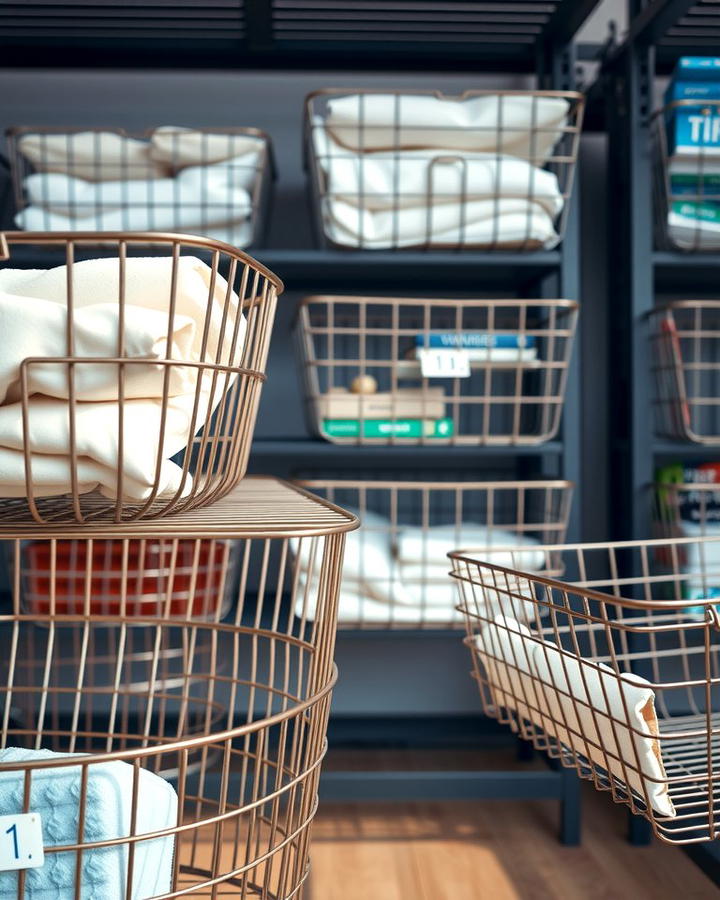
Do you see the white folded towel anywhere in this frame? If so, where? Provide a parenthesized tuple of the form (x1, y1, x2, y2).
(0, 747, 177, 899)
(313, 121, 563, 215)
(397, 524, 545, 570)
(324, 93, 570, 161)
(324, 196, 559, 249)
(150, 127, 266, 169)
(17, 131, 167, 181)
(474, 616, 537, 725)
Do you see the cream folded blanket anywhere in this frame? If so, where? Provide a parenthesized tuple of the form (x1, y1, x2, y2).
(313, 121, 563, 215)
(17, 131, 167, 181)
(150, 127, 266, 169)
(324, 94, 570, 161)
(474, 617, 674, 817)
(324, 196, 559, 249)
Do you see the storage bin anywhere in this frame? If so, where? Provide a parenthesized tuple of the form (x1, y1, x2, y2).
(305, 89, 584, 250)
(654, 100, 720, 252)
(0, 231, 282, 524)
(296, 295, 578, 445)
(651, 301, 720, 443)
(6, 126, 274, 248)
(451, 536, 720, 844)
(296, 477, 572, 629)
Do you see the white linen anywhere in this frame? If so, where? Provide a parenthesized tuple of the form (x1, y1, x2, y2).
(324, 196, 558, 249)
(474, 617, 537, 726)
(667, 210, 720, 250)
(17, 131, 166, 181)
(397, 524, 545, 569)
(150, 127, 266, 169)
(313, 121, 563, 215)
(324, 93, 570, 161)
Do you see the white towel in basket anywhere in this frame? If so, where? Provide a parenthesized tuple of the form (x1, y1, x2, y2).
(0, 747, 177, 899)
(149, 127, 266, 170)
(397, 525, 545, 570)
(313, 122, 564, 215)
(17, 131, 167, 181)
(323, 93, 570, 160)
(474, 616, 537, 727)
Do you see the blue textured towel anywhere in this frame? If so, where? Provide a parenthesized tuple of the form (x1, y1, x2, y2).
(0, 747, 177, 899)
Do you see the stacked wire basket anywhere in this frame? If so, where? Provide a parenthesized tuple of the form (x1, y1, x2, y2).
(0, 231, 359, 897)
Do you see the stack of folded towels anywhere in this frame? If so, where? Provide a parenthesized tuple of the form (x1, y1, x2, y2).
(0, 256, 244, 502)
(473, 616, 675, 818)
(291, 507, 546, 625)
(14, 127, 266, 247)
(310, 93, 571, 249)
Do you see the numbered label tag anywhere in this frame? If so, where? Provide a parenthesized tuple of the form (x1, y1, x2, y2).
(0, 814, 44, 872)
(418, 348, 471, 379)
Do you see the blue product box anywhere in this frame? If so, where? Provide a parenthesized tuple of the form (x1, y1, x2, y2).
(675, 57, 720, 81)
(668, 106, 720, 156)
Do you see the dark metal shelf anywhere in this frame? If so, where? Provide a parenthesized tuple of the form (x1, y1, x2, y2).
(653, 252, 720, 291)
(654, 439, 720, 458)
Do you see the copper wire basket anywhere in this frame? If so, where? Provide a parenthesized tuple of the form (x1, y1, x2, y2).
(6, 126, 275, 248)
(0, 231, 282, 525)
(654, 100, 720, 252)
(0, 477, 358, 898)
(297, 477, 572, 629)
(296, 295, 578, 445)
(304, 88, 585, 251)
(451, 536, 720, 844)
(651, 301, 720, 443)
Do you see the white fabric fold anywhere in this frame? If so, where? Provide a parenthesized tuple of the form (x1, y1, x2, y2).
(17, 131, 166, 181)
(324, 93, 570, 160)
(150, 127, 266, 169)
(397, 524, 545, 570)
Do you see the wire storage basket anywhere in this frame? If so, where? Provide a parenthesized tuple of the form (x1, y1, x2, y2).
(651, 301, 720, 443)
(0, 477, 358, 898)
(451, 536, 720, 844)
(6, 126, 275, 248)
(654, 100, 720, 252)
(304, 89, 585, 251)
(296, 295, 578, 445)
(0, 231, 282, 525)
(296, 477, 572, 629)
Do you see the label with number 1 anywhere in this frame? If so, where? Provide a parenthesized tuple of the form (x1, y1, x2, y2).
(417, 348, 471, 379)
(0, 814, 44, 872)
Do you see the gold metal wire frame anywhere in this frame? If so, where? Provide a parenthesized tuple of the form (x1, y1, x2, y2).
(651, 301, 720, 444)
(654, 478, 720, 540)
(450, 535, 720, 844)
(6, 125, 275, 248)
(0, 231, 282, 525)
(296, 295, 578, 446)
(305, 88, 585, 251)
(0, 478, 357, 897)
(653, 100, 720, 252)
(297, 478, 572, 629)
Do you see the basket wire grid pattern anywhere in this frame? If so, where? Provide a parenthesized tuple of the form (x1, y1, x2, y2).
(654, 100, 720, 252)
(0, 478, 357, 897)
(6, 126, 274, 248)
(296, 295, 578, 446)
(653, 479, 720, 539)
(651, 301, 720, 444)
(451, 536, 720, 844)
(0, 231, 282, 525)
(298, 478, 572, 629)
(305, 89, 585, 251)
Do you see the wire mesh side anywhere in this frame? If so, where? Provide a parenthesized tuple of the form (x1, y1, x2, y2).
(305, 89, 584, 251)
(296, 296, 578, 446)
(0, 231, 281, 524)
(297, 478, 572, 629)
(651, 301, 720, 443)
(6, 126, 274, 249)
(451, 537, 720, 844)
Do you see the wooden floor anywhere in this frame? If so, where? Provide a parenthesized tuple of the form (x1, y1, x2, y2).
(309, 751, 720, 900)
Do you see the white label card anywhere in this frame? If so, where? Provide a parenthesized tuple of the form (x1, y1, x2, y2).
(418, 348, 471, 379)
(0, 813, 44, 872)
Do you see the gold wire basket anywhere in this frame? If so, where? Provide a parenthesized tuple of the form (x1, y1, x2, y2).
(0, 231, 282, 525)
(6, 126, 275, 248)
(304, 88, 585, 251)
(651, 301, 720, 443)
(297, 477, 572, 629)
(653, 100, 720, 252)
(451, 536, 720, 844)
(0, 477, 358, 898)
(296, 295, 578, 445)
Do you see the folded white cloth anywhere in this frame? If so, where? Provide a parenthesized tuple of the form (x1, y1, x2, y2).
(313, 121, 563, 215)
(0, 747, 177, 898)
(324, 93, 570, 161)
(667, 208, 720, 250)
(0, 256, 243, 501)
(150, 127, 266, 170)
(324, 196, 559, 249)
(17, 131, 167, 181)
(397, 524, 545, 570)
(474, 617, 674, 818)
